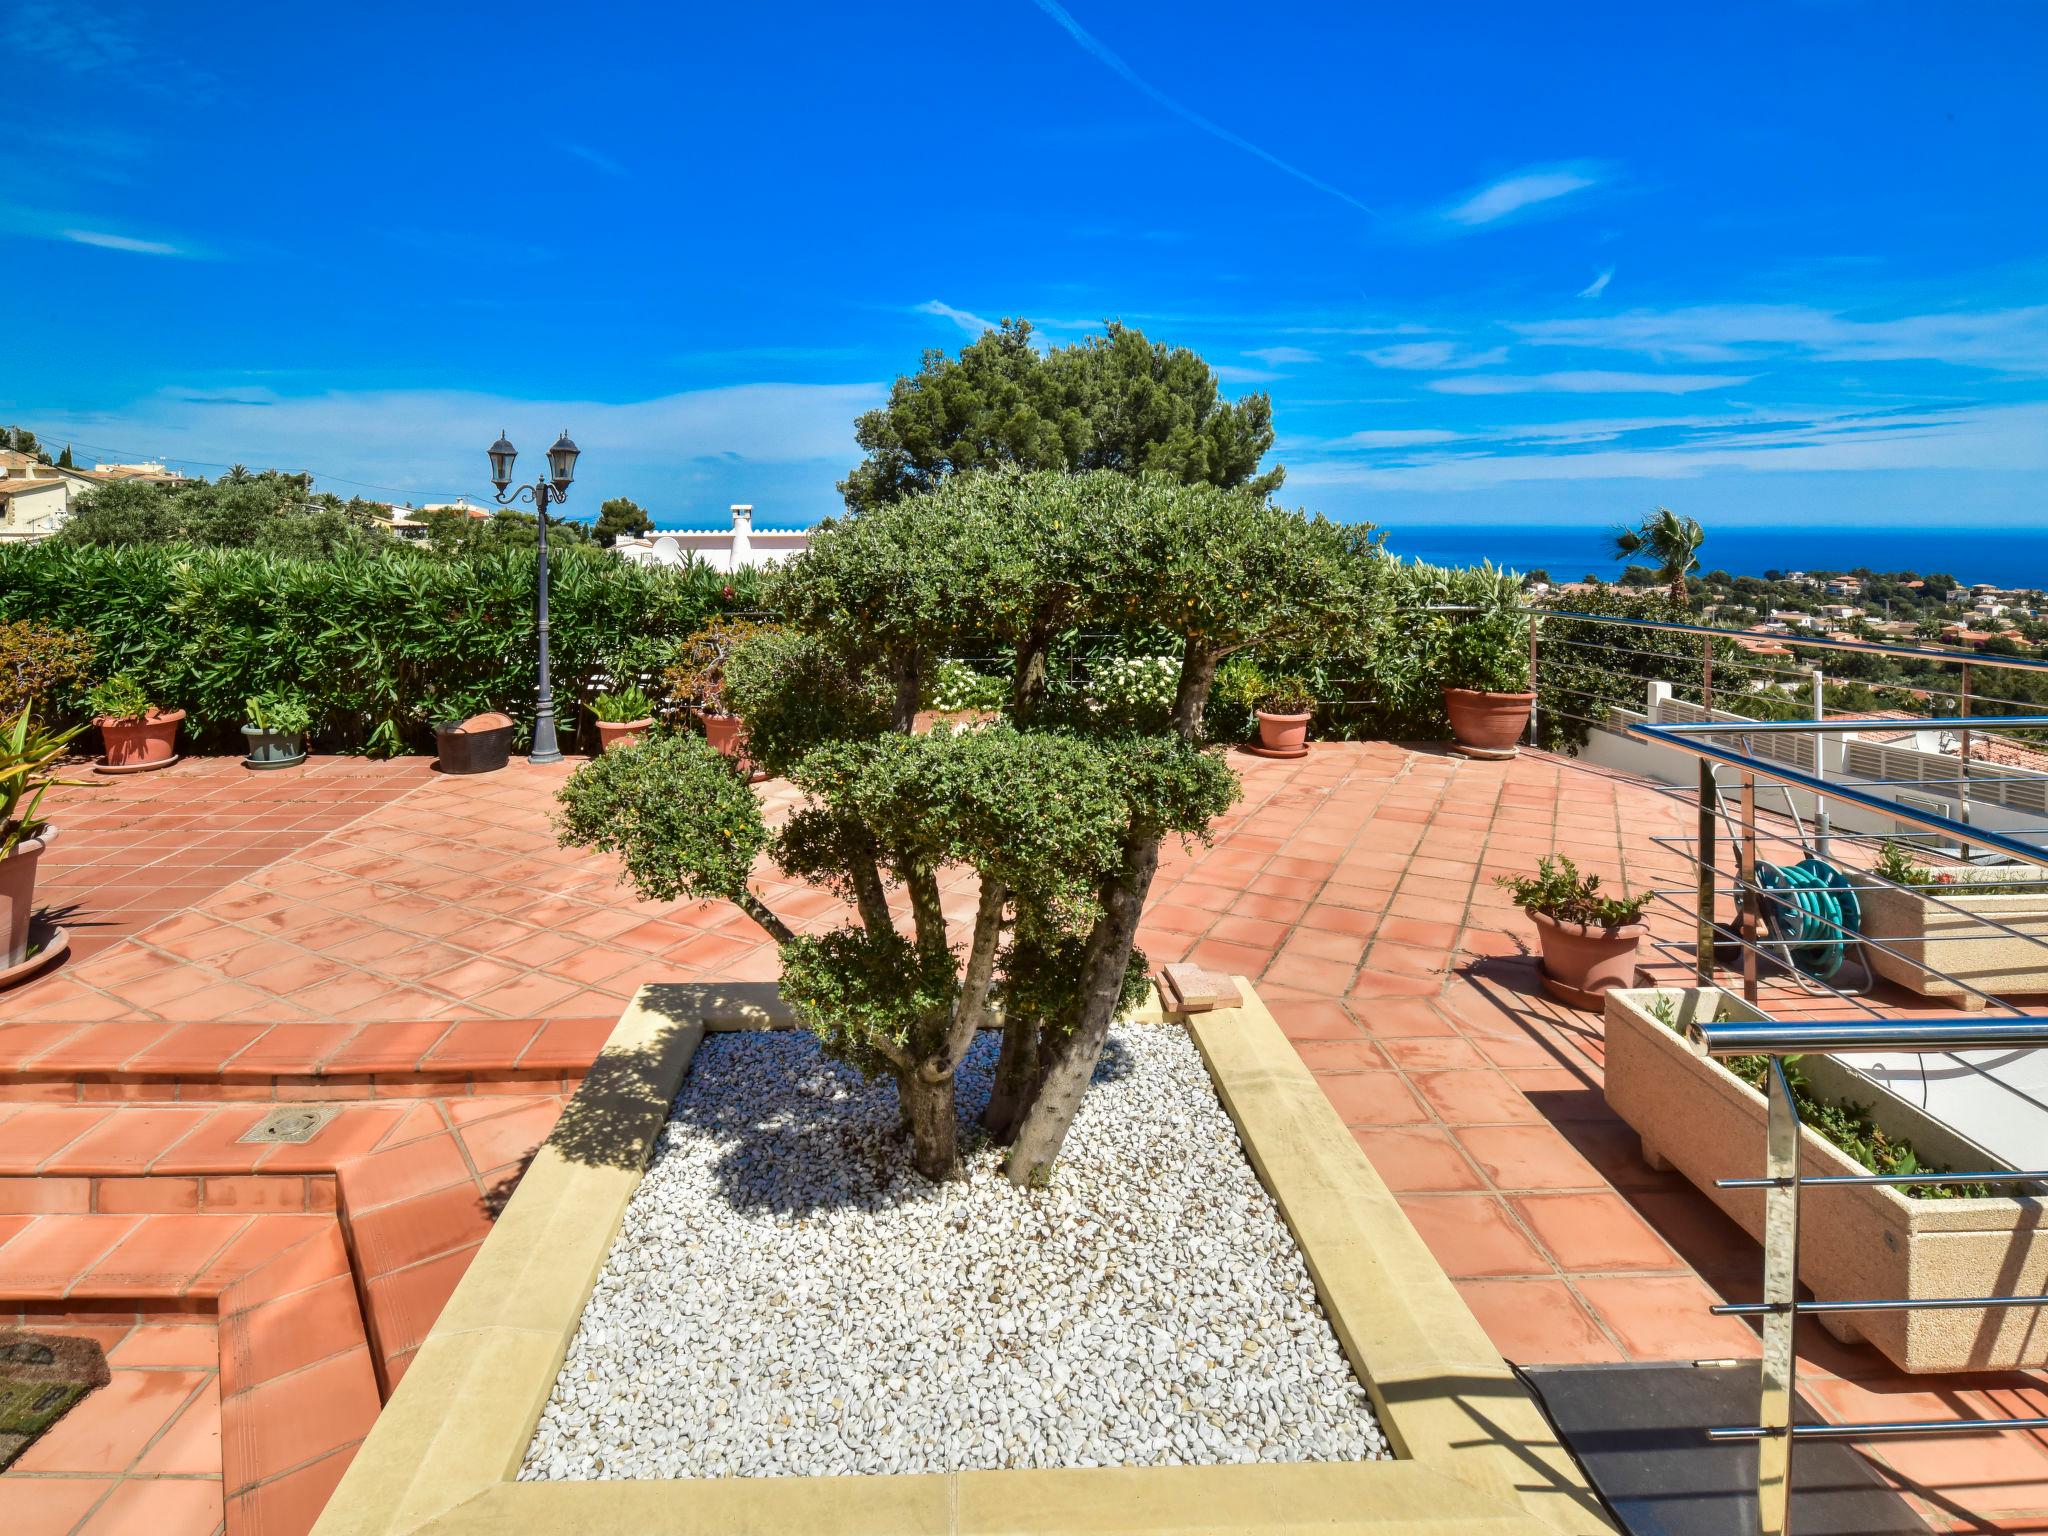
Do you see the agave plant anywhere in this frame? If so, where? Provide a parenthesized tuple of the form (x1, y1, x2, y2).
(0, 706, 91, 857)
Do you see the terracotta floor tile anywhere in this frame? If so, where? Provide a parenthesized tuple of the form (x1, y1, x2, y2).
(1410, 1069, 1543, 1126)
(1396, 1193, 1551, 1278)
(1453, 1123, 1608, 1192)
(1511, 1191, 1684, 1273)
(1456, 1277, 1624, 1365)
(1573, 1273, 1764, 1361)
(1351, 1126, 1487, 1193)
(134, 1371, 223, 1474)
(77, 1471, 225, 1535)
(83, 1214, 251, 1292)
(228, 1443, 355, 1535)
(1289, 1039, 1390, 1073)
(14, 1366, 209, 1472)
(109, 1320, 222, 1368)
(1316, 1071, 1431, 1127)
(1381, 1035, 1491, 1072)
(0, 1476, 118, 1532)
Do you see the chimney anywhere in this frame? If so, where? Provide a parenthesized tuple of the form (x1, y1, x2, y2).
(730, 504, 754, 567)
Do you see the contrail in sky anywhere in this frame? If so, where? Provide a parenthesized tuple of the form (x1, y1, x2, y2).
(1027, 0, 1373, 214)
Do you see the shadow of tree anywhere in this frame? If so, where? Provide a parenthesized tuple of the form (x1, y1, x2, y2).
(478, 1151, 535, 1220)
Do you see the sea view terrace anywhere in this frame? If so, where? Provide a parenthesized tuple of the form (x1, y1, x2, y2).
(4, 580, 2048, 1535)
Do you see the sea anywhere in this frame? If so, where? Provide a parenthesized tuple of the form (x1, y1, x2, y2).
(1374, 524, 2048, 589)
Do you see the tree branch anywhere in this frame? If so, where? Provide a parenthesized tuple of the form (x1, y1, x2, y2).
(930, 878, 1008, 1080)
(736, 890, 795, 945)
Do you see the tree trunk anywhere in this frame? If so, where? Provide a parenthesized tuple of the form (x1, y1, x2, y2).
(981, 1010, 1040, 1143)
(899, 1070, 960, 1182)
(1169, 641, 1220, 742)
(1004, 832, 1160, 1186)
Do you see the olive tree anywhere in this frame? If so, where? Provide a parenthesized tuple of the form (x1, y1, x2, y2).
(556, 468, 1379, 1185)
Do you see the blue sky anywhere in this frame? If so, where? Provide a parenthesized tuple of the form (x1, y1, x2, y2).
(4, 0, 2045, 533)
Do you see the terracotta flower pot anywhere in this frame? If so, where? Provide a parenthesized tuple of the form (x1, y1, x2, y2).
(696, 710, 746, 759)
(1442, 687, 1533, 758)
(97, 708, 184, 768)
(595, 718, 653, 753)
(1255, 710, 1311, 753)
(1530, 909, 1646, 1009)
(1, 830, 53, 970)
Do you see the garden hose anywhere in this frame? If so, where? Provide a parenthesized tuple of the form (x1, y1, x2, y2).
(1752, 857, 1862, 982)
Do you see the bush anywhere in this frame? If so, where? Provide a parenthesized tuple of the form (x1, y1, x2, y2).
(0, 542, 762, 753)
(245, 692, 312, 735)
(0, 621, 94, 718)
(589, 686, 657, 724)
(86, 673, 152, 722)
(925, 658, 1009, 712)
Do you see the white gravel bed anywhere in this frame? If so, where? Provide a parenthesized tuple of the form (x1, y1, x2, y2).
(520, 1023, 1388, 1479)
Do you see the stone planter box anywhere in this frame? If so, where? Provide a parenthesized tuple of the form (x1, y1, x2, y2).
(1859, 868, 2048, 1008)
(311, 981, 1608, 1536)
(1603, 985, 2048, 1374)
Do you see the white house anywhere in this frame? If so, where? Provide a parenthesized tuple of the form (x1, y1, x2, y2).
(612, 504, 813, 573)
(0, 471, 70, 543)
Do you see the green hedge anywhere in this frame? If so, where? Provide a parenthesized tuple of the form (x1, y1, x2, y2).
(0, 543, 765, 754)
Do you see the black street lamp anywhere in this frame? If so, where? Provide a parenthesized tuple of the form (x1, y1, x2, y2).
(486, 427, 580, 764)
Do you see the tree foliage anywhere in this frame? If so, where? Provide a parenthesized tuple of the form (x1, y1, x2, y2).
(839, 320, 1284, 513)
(557, 467, 1377, 1185)
(58, 472, 397, 558)
(594, 496, 653, 544)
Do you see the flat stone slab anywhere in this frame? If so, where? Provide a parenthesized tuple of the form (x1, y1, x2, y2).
(522, 1024, 1388, 1480)
(0, 1330, 110, 1470)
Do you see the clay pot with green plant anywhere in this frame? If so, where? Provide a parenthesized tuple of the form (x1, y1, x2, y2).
(590, 686, 657, 753)
(1497, 854, 1651, 1008)
(1441, 598, 1534, 758)
(242, 692, 311, 769)
(88, 674, 184, 772)
(1253, 675, 1316, 755)
(0, 706, 91, 983)
(664, 617, 775, 775)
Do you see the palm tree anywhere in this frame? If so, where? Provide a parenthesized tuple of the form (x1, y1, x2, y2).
(225, 463, 251, 483)
(1611, 507, 1705, 603)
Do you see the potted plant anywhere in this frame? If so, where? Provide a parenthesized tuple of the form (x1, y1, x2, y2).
(1605, 986, 2048, 1373)
(1, 706, 89, 986)
(1253, 675, 1316, 756)
(1441, 603, 1534, 758)
(88, 674, 184, 772)
(664, 617, 772, 772)
(1496, 854, 1651, 1008)
(589, 687, 657, 753)
(1859, 840, 2048, 1009)
(242, 691, 311, 769)
(430, 694, 516, 775)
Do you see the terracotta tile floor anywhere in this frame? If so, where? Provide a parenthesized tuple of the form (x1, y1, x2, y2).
(5, 1316, 224, 1536)
(6, 740, 2048, 1531)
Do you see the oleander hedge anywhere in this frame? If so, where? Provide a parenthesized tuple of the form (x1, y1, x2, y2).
(0, 543, 767, 754)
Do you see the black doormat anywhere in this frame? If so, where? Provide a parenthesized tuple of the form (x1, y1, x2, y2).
(1520, 1361, 1927, 1536)
(0, 1331, 111, 1471)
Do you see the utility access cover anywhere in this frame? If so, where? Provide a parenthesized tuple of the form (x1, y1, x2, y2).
(0, 1331, 110, 1470)
(237, 1105, 343, 1144)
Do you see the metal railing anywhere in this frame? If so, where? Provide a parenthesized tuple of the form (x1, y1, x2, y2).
(1616, 709, 2048, 1536)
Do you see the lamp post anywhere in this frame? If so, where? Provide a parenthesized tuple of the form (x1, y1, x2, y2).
(487, 427, 579, 764)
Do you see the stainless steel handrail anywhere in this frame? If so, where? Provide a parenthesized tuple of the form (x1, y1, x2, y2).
(1538, 608, 2048, 677)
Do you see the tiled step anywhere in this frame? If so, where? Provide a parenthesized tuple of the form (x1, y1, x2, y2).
(0, 1015, 614, 1101)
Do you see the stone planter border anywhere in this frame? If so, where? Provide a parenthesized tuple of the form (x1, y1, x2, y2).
(1859, 869, 2048, 1008)
(1602, 985, 2048, 1374)
(313, 981, 1607, 1536)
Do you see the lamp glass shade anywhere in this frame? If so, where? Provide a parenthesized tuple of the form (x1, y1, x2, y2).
(487, 432, 517, 490)
(546, 430, 579, 491)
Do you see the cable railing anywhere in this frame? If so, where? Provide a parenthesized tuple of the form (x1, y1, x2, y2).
(1435, 605, 2048, 1532)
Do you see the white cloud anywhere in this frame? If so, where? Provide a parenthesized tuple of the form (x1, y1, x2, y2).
(1212, 364, 1282, 384)
(1510, 303, 2048, 373)
(23, 380, 885, 506)
(1284, 402, 2048, 490)
(915, 299, 998, 337)
(1245, 346, 1318, 366)
(1576, 268, 1613, 299)
(1356, 341, 1508, 371)
(63, 228, 185, 256)
(560, 143, 628, 178)
(1026, 0, 1372, 214)
(1326, 429, 1467, 449)
(1442, 165, 1601, 228)
(0, 202, 204, 257)
(1430, 370, 1752, 396)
